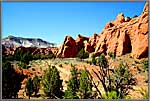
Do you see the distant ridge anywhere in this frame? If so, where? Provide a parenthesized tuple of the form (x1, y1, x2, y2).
(2, 35, 56, 48)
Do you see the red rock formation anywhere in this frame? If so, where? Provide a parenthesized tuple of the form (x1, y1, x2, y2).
(2, 46, 54, 56)
(94, 2, 148, 58)
(57, 2, 148, 59)
(57, 36, 78, 58)
(75, 34, 89, 50)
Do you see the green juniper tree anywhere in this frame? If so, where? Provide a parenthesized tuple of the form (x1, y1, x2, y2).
(2, 60, 23, 99)
(77, 48, 89, 60)
(25, 77, 34, 99)
(41, 65, 63, 99)
(64, 64, 79, 99)
(90, 54, 136, 99)
(79, 68, 93, 99)
(32, 76, 40, 96)
(112, 63, 135, 98)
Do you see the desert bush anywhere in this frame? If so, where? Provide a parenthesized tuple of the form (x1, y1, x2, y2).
(32, 76, 40, 96)
(64, 64, 79, 99)
(108, 52, 116, 59)
(91, 54, 135, 99)
(41, 65, 63, 99)
(32, 54, 41, 60)
(112, 63, 135, 98)
(25, 77, 34, 99)
(3, 55, 14, 61)
(96, 54, 108, 68)
(141, 60, 148, 71)
(59, 64, 63, 68)
(20, 52, 32, 64)
(86, 60, 92, 65)
(14, 49, 24, 61)
(47, 54, 55, 59)
(78, 68, 93, 99)
(2, 61, 23, 99)
(77, 48, 89, 60)
(64, 61, 69, 64)
(17, 61, 28, 69)
(102, 91, 118, 99)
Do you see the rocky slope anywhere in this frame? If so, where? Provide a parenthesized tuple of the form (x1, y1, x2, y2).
(2, 44, 59, 56)
(57, 2, 148, 59)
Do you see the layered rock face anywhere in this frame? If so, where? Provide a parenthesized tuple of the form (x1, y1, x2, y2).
(57, 2, 148, 59)
(57, 36, 78, 58)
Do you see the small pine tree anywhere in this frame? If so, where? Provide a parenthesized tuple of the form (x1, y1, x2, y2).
(41, 65, 63, 99)
(79, 68, 93, 99)
(25, 77, 34, 99)
(32, 76, 40, 96)
(64, 64, 79, 99)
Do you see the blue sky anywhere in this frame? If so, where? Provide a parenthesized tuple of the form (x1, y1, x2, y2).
(2, 2, 146, 45)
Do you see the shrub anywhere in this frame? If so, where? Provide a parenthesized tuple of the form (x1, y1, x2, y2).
(25, 77, 34, 99)
(112, 63, 136, 98)
(64, 64, 79, 99)
(17, 62, 28, 69)
(41, 65, 63, 99)
(96, 54, 108, 68)
(47, 54, 55, 59)
(3, 55, 14, 61)
(78, 68, 93, 99)
(102, 91, 118, 99)
(32, 76, 40, 96)
(14, 49, 24, 61)
(59, 64, 63, 68)
(108, 52, 116, 59)
(141, 60, 148, 71)
(91, 55, 135, 99)
(2, 61, 23, 98)
(77, 48, 89, 60)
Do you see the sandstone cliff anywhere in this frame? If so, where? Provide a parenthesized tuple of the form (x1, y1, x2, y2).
(57, 2, 148, 59)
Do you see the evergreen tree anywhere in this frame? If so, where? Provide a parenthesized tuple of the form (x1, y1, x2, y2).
(77, 48, 89, 60)
(79, 68, 93, 99)
(2, 61, 23, 98)
(64, 64, 79, 99)
(41, 65, 63, 99)
(112, 63, 135, 98)
(25, 77, 34, 99)
(32, 76, 40, 96)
